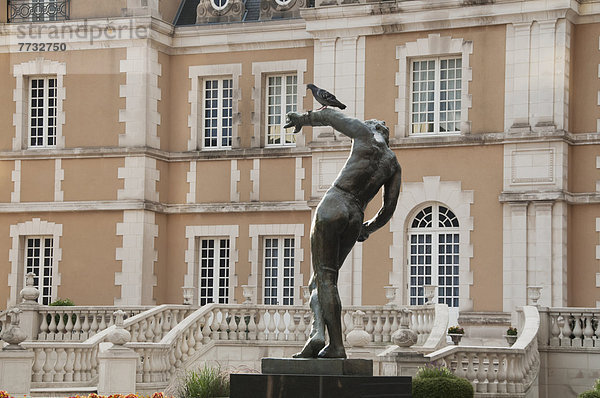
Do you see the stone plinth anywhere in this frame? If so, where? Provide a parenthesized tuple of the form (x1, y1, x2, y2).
(0, 350, 34, 397)
(231, 358, 411, 398)
(262, 358, 372, 376)
(376, 347, 429, 377)
(97, 346, 139, 395)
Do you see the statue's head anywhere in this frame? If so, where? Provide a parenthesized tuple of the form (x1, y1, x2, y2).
(365, 119, 389, 145)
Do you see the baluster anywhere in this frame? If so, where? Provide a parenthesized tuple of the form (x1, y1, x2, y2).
(39, 312, 49, 340)
(365, 310, 374, 342)
(211, 310, 221, 340)
(73, 349, 82, 382)
(390, 310, 399, 336)
(296, 309, 306, 341)
(572, 313, 583, 348)
(32, 348, 45, 382)
(454, 352, 466, 379)
(162, 311, 172, 338)
(476, 353, 488, 393)
(201, 315, 211, 344)
(81, 313, 90, 340)
(145, 315, 156, 342)
(514, 353, 525, 393)
(382, 310, 391, 343)
(48, 311, 58, 340)
(171, 309, 180, 329)
(143, 349, 152, 383)
(373, 311, 383, 343)
(64, 348, 75, 382)
(583, 314, 594, 348)
(595, 314, 600, 347)
(194, 318, 204, 349)
(465, 353, 476, 390)
(43, 347, 55, 382)
(560, 314, 573, 347)
(131, 323, 140, 342)
(56, 311, 66, 340)
(154, 313, 163, 342)
(287, 310, 297, 342)
(98, 311, 107, 333)
(247, 309, 258, 341)
(267, 309, 277, 340)
(549, 313, 560, 346)
(487, 353, 499, 393)
(90, 346, 98, 379)
(180, 329, 190, 362)
(277, 310, 286, 341)
(257, 309, 267, 341)
(139, 319, 148, 342)
(89, 312, 99, 337)
(174, 338, 183, 367)
(219, 311, 229, 340)
(506, 353, 516, 394)
(496, 353, 507, 393)
(53, 347, 66, 382)
(108, 312, 115, 327)
(73, 313, 82, 341)
(188, 324, 197, 356)
(168, 348, 176, 377)
(229, 311, 239, 340)
(135, 349, 143, 383)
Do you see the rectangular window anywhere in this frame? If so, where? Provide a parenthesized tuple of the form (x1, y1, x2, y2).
(409, 233, 432, 306)
(410, 58, 461, 135)
(199, 238, 230, 306)
(266, 74, 297, 147)
(25, 236, 53, 305)
(203, 78, 233, 149)
(263, 237, 294, 305)
(29, 77, 57, 148)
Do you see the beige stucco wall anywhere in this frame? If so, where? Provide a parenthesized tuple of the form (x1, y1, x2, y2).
(571, 23, 600, 134)
(156, 159, 170, 204)
(259, 158, 296, 202)
(167, 46, 314, 152)
(365, 25, 506, 136)
(196, 160, 231, 203)
(569, 145, 600, 193)
(0, 0, 7, 23)
(166, 161, 188, 204)
(568, 204, 600, 307)
(62, 157, 124, 201)
(20, 160, 54, 202)
(238, 159, 254, 203)
(0, 53, 14, 150)
(70, 0, 126, 20)
(0, 161, 12, 203)
(164, 211, 311, 305)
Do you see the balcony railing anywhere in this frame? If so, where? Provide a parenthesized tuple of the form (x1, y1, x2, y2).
(8, 0, 70, 23)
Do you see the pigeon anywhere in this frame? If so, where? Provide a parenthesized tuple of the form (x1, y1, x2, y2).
(307, 83, 347, 110)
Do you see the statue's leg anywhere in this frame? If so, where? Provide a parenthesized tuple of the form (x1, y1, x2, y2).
(293, 274, 326, 358)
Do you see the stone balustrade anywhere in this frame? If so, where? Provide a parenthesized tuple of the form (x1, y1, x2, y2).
(426, 306, 540, 397)
(542, 308, 600, 348)
(36, 306, 152, 341)
(0, 310, 7, 334)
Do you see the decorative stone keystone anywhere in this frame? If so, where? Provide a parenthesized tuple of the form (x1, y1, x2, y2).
(346, 310, 371, 347)
(1, 308, 27, 350)
(19, 272, 40, 304)
(182, 286, 194, 305)
(391, 308, 418, 347)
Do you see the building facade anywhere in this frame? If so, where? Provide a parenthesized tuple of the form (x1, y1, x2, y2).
(0, 0, 599, 320)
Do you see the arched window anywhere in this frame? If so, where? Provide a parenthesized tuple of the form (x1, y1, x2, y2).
(210, 0, 229, 10)
(408, 204, 460, 307)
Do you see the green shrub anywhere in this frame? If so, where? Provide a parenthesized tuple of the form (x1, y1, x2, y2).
(413, 365, 474, 398)
(579, 391, 600, 398)
(176, 365, 230, 398)
(49, 298, 75, 306)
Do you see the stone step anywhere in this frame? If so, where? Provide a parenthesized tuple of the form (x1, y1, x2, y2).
(30, 386, 98, 398)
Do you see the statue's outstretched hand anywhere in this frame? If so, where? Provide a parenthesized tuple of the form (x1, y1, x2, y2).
(357, 223, 371, 242)
(285, 112, 306, 133)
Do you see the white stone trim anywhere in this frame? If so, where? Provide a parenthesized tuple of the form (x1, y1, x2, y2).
(248, 224, 305, 305)
(187, 63, 242, 151)
(389, 176, 474, 311)
(115, 210, 158, 305)
(251, 59, 307, 147)
(230, 159, 240, 202)
(54, 159, 64, 202)
(596, 273, 600, 288)
(250, 158, 260, 201)
(184, 225, 239, 305)
(597, 156, 600, 192)
(117, 156, 160, 202)
(119, 47, 161, 148)
(395, 34, 473, 138)
(13, 58, 66, 150)
(186, 161, 197, 204)
(8, 218, 63, 307)
(11, 160, 21, 203)
(295, 157, 305, 201)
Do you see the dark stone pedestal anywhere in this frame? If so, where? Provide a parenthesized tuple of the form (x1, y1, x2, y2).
(230, 358, 412, 398)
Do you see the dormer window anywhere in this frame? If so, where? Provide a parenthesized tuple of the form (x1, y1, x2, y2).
(210, 0, 229, 11)
(274, 0, 292, 5)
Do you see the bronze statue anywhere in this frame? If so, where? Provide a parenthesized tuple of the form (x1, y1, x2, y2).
(284, 108, 402, 359)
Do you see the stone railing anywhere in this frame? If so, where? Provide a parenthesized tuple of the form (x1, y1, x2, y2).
(541, 307, 600, 348)
(0, 310, 7, 334)
(36, 306, 152, 341)
(426, 306, 540, 396)
(20, 305, 192, 387)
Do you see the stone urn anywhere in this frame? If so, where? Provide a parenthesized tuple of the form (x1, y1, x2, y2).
(448, 333, 463, 345)
(242, 285, 255, 304)
(182, 286, 194, 305)
(384, 285, 397, 307)
(1, 308, 28, 350)
(107, 310, 131, 347)
(346, 310, 371, 347)
(391, 308, 418, 347)
(20, 272, 40, 304)
(423, 285, 437, 304)
(504, 334, 517, 346)
(527, 285, 543, 306)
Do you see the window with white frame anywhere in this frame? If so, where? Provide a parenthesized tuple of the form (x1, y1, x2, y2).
(199, 238, 230, 306)
(410, 58, 462, 135)
(29, 77, 58, 148)
(266, 74, 297, 147)
(263, 237, 295, 305)
(25, 236, 54, 305)
(408, 204, 460, 307)
(203, 78, 233, 149)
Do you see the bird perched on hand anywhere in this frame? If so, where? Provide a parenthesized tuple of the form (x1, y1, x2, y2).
(307, 83, 347, 110)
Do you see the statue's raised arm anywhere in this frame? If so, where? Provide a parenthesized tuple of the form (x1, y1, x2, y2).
(284, 108, 372, 140)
